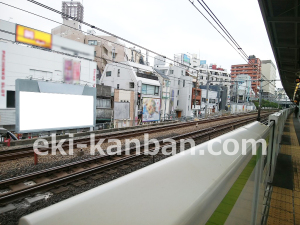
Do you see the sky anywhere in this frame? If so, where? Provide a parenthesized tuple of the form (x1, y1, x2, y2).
(0, 0, 283, 88)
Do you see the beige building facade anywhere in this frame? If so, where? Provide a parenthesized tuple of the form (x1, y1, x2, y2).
(52, 20, 143, 77)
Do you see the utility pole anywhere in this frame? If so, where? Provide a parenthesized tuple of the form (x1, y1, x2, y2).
(205, 69, 210, 118)
(257, 77, 263, 121)
(236, 82, 238, 103)
(194, 70, 199, 117)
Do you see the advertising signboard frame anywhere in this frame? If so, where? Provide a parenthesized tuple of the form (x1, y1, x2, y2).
(142, 98, 160, 122)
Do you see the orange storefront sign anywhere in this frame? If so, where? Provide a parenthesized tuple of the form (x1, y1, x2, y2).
(15, 25, 52, 49)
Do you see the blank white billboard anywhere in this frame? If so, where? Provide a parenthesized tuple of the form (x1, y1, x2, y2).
(19, 91, 94, 131)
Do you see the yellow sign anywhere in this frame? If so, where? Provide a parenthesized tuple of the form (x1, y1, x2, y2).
(15, 25, 52, 49)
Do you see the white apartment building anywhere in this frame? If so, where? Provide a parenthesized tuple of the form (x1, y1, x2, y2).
(233, 74, 255, 102)
(154, 62, 193, 118)
(195, 66, 231, 88)
(178, 53, 231, 88)
(154, 68, 170, 120)
(200, 89, 218, 115)
(99, 61, 161, 123)
(261, 60, 276, 98)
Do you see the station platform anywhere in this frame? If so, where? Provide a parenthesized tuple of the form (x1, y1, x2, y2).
(267, 115, 300, 225)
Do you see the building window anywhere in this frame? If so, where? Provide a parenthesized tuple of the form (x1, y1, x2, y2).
(7, 91, 15, 108)
(209, 99, 216, 103)
(154, 86, 159, 95)
(117, 69, 120, 77)
(177, 100, 179, 106)
(181, 70, 183, 75)
(202, 98, 206, 103)
(178, 90, 180, 95)
(188, 106, 189, 111)
(142, 84, 159, 95)
(94, 51, 96, 56)
(117, 84, 119, 89)
(170, 70, 174, 74)
(96, 98, 111, 108)
(129, 82, 134, 88)
(88, 40, 97, 45)
(178, 80, 180, 85)
(183, 80, 185, 87)
(106, 71, 111, 77)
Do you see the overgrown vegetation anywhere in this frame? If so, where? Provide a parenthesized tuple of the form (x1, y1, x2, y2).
(252, 99, 282, 109)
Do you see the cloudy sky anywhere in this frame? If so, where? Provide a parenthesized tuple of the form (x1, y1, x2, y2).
(0, 0, 282, 88)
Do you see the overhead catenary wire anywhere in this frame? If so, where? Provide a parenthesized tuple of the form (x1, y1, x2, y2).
(24, 0, 274, 90)
(1, 29, 278, 95)
(0, 1, 240, 89)
(27, 0, 273, 91)
(197, 0, 249, 59)
(189, 0, 277, 89)
(25, 0, 209, 73)
(0, 31, 213, 87)
(1, 1, 276, 94)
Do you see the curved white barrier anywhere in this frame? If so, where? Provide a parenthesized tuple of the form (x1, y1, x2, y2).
(19, 120, 272, 225)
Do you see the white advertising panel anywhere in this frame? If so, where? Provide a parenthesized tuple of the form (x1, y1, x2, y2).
(19, 91, 94, 131)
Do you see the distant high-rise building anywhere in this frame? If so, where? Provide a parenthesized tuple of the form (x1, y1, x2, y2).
(231, 55, 261, 94)
(62, 1, 84, 22)
(261, 60, 276, 99)
(52, 1, 129, 76)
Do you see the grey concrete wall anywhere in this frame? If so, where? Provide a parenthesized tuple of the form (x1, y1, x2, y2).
(96, 84, 111, 98)
(96, 108, 113, 119)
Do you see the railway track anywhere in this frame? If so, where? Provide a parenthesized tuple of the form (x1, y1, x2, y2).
(0, 113, 271, 203)
(0, 111, 274, 161)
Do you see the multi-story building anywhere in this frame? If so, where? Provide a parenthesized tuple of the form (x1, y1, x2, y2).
(154, 62, 193, 118)
(96, 84, 113, 124)
(51, 1, 129, 76)
(232, 75, 254, 102)
(261, 60, 276, 99)
(199, 88, 218, 115)
(0, 19, 97, 131)
(200, 85, 228, 112)
(197, 66, 231, 88)
(172, 53, 231, 89)
(191, 82, 202, 117)
(99, 61, 161, 124)
(154, 68, 170, 120)
(231, 55, 262, 94)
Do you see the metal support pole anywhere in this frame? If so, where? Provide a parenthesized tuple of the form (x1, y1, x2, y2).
(257, 78, 262, 121)
(205, 70, 210, 118)
(194, 70, 199, 117)
(236, 82, 238, 103)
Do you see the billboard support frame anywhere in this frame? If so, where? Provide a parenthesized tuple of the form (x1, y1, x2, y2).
(15, 79, 96, 133)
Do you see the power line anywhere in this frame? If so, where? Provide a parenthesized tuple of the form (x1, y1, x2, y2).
(1, 32, 216, 87)
(189, 0, 277, 89)
(197, 0, 248, 59)
(187, 0, 248, 62)
(1, 1, 274, 95)
(26, 0, 208, 73)
(0, 1, 233, 87)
